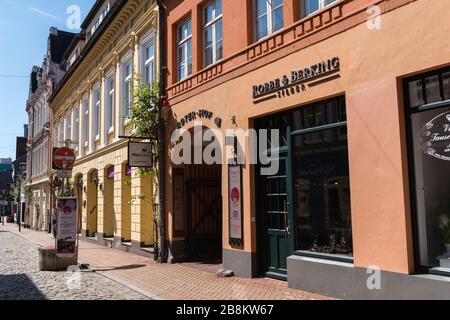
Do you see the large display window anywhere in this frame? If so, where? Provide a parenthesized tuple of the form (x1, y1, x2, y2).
(256, 96, 352, 276)
(405, 67, 450, 274)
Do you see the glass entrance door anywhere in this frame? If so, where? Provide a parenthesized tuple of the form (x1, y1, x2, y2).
(261, 148, 294, 279)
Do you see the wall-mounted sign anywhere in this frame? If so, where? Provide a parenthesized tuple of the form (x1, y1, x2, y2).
(52, 147, 76, 170)
(228, 164, 243, 246)
(56, 197, 78, 258)
(128, 141, 153, 168)
(176, 109, 222, 129)
(57, 170, 72, 179)
(173, 169, 185, 237)
(252, 57, 341, 101)
(419, 111, 450, 161)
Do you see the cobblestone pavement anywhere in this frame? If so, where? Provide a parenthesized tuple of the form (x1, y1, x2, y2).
(0, 231, 149, 300)
(0, 224, 333, 300)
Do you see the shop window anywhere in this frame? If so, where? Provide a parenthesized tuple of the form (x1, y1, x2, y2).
(177, 18, 192, 80)
(442, 72, 450, 100)
(405, 68, 450, 273)
(292, 97, 352, 257)
(408, 79, 425, 108)
(302, 0, 337, 17)
(203, 0, 223, 67)
(254, 0, 284, 41)
(425, 75, 442, 104)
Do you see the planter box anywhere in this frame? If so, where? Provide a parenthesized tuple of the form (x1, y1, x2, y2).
(38, 247, 78, 271)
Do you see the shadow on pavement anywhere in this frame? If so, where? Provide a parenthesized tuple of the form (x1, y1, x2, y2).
(0, 274, 47, 300)
(92, 264, 147, 272)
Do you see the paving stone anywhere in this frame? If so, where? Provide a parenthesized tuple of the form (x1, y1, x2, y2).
(0, 232, 149, 300)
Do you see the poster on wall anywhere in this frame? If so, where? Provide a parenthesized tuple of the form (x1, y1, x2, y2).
(173, 169, 185, 237)
(56, 198, 78, 258)
(228, 164, 243, 246)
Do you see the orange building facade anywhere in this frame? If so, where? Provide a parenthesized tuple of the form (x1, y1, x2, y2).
(161, 0, 450, 298)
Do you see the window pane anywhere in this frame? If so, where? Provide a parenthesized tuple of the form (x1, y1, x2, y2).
(216, 20, 223, 60)
(204, 3, 213, 24)
(293, 128, 352, 257)
(425, 75, 442, 104)
(256, 15, 268, 40)
(443, 72, 450, 100)
(205, 46, 213, 66)
(273, 6, 284, 32)
(305, 0, 319, 15)
(410, 106, 450, 269)
(205, 26, 213, 48)
(187, 40, 192, 75)
(408, 79, 425, 108)
(216, 40, 223, 61)
(216, 0, 223, 16)
(256, 0, 267, 17)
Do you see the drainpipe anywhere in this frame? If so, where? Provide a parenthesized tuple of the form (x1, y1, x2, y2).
(156, 0, 167, 263)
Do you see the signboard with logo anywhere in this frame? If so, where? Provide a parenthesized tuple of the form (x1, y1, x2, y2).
(228, 164, 243, 246)
(52, 147, 76, 170)
(128, 141, 153, 168)
(419, 111, 450, 161)
(56, 198, 78, 258)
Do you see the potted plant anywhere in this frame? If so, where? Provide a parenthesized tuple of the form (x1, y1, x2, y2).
(438, 214, 450, 253)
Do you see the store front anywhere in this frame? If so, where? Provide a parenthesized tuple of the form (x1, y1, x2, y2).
(404, 67, 450, 276)
(255, 96, 351, 280)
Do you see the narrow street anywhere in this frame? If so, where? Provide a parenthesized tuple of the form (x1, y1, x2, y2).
(0, 224, 331, 300)
(0, 230, 148, 300)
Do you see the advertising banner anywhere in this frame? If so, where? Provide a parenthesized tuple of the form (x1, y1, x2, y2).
(228, 164, 243, 246)
(56, 198, 78, 258)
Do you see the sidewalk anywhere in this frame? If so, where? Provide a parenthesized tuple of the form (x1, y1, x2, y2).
(0, 223, 332, 300)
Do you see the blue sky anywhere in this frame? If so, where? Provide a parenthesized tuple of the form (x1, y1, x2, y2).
(0, 0, 95, 159)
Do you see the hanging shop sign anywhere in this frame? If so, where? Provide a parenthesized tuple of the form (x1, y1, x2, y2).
(128, 141, 153, 168)
(56, 197, 78, 258)
(228, 164, 243, 246)
(173, 168, 185, 237)
(419, 111, 450, 161)
(252, 57, 341, 101)
(52, 147, 76, 170)
(176, 109, 222, 129)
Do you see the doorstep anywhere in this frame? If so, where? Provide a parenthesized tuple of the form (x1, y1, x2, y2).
(287, 255, 450, 300)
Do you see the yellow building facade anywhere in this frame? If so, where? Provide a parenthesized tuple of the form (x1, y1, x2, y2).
(49, 0, 158, 256)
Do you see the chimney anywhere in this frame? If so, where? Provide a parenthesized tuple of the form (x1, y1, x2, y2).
(49, 27, 58, 35)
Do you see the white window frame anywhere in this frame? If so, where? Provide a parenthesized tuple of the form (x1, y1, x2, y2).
(121, 53, 133, 122)
(73, 106, 79, 151)
(92, 85, 101, 141)
(140, 32, 156, 85)
(254, 0, 284, 41)
(203, 0, 223, 67)
(105, 70, 115, 135)
(82, 97, 89, 147)
(177, 18, 193, 81)
(65, 111, 71, 142)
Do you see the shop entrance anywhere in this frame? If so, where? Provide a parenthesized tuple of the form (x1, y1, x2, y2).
(258, 130, 294, 279)
(185, 164, 223, 262)
(256, 96, 351, 280)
